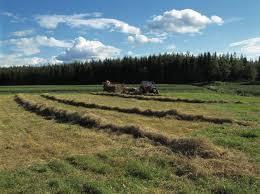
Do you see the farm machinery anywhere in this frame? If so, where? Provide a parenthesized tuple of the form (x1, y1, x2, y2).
(103, 80, 159, 95)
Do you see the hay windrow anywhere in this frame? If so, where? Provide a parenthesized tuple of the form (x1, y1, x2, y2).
(14, 94, 223, 159)
(170, 138, 223, 158)
(41, 94, 248, 126)
(91, 92, 243, 104)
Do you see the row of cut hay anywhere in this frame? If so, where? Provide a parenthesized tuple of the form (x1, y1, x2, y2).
(15, 94, 223, 159)
(41, 94, 248, 126)
(91, 92, 243, 104)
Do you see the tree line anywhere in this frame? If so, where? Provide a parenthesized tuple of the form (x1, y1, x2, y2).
(0, 52, 259, 85)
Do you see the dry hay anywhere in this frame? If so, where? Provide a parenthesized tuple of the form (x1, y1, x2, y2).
(15, 94, 224, 159)
(41, 94, 248, 126)
(91, 92, 243, 104)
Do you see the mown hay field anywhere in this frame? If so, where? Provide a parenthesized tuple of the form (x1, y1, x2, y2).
(0, 84, 259, 193)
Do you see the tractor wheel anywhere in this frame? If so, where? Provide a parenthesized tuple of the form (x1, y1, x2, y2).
(152, 88, 158, 94)
(139, 87, 145, 94)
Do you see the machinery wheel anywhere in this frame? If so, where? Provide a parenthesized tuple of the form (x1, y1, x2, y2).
(152, 88, 158, 94)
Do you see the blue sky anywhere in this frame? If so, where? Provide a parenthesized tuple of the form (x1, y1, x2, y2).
(0, 0, 260, 66)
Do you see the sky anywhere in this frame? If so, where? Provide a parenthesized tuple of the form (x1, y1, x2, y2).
(0, 0, 260, 66)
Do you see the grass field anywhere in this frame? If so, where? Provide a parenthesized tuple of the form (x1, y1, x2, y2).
(204, 81, 260, 96)
(0, 83, 259, 193)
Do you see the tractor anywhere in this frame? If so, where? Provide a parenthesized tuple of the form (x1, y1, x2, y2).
(139, 81, 159, 94)
(103, 80, 159, 95)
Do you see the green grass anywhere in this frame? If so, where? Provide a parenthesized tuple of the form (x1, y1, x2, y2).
(1, 149, 259, 193)
(0, 85, 102, 94)
(193, 126, 260, 164)
(204, 81, 260, 96)
(0, 83, 259, 193)
(0, 83, 218, 95)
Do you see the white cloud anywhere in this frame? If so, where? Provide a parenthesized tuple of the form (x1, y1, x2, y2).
(0, 54, 62, 67)
(230, 37, 260, 56)
(127, 51, 133, 55)
(1, 11, 26, 23)
(0, 36, 120, 66)
(127, 34, 163, 44)
(2, 36, 72, 56)
(21, 56, 62, 65)
(35, 13, 89, 29)
(35, 14, 141, 34)
(35, 13, 164, 45)
(127, 36, 135, 43)
(149, 9, 224, 34)
(56, 36, 120, 62)
(1, 12, 19, 19)
(10, 29, 34, 37)
(210, 16, 224, 25)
